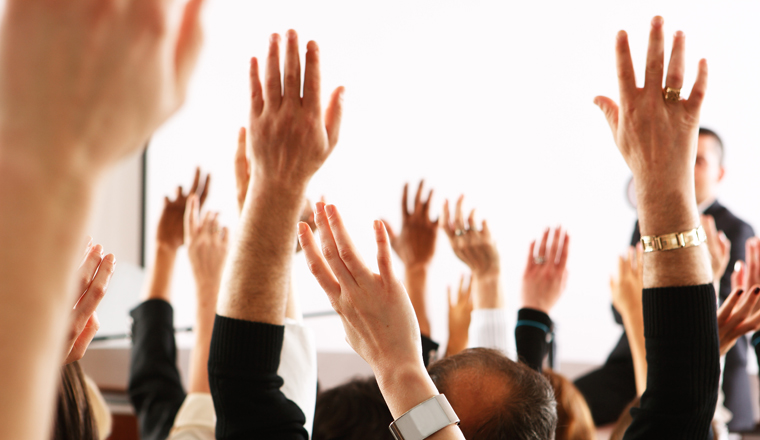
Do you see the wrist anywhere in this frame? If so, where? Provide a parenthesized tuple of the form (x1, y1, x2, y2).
(472, 274, 503, 309)
(636, 187, 700, 236)
(250, 175, 308, 202)
(375, 362, 439, 419)
(155, 242, 180, 257)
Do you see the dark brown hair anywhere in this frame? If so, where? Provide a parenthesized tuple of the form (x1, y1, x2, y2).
(542, 369, 595, 440)
(53, 361, 98, 440)
(312, 376, 393, 440)
(428, 348, 557, 440)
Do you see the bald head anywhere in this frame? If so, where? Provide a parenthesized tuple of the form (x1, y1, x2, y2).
(428, 348, 557, 440)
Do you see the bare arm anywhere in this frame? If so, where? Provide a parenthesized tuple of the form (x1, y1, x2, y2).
(383, 181, 438, 336)
(0, 1, 203, 437)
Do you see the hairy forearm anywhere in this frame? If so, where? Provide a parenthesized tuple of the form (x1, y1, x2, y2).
(637, 190, 712, 288)
(0, 155, 97, 438)
(472, 272, 503, 309)
(404, 266, 430, 336)
(217, 181, 304, 324)
(141, 245, 177, 301)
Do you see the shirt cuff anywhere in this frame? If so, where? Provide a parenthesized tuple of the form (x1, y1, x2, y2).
(281, 319, 318, 436)
(468, 308, 512, 356)
(172, 392, 216, 432)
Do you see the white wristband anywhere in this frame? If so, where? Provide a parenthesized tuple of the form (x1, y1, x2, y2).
(389, 394, 460, 440)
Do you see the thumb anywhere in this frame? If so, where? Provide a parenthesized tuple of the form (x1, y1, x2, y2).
(381, 219, 397, 244)
(325, 87, 345, 150)
(594, 96, 620, 136)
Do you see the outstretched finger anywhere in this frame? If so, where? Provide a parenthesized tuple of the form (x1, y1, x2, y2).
(189, 167, 201, 195)
(615, 31, 637, 103)
(558, 233, 570, 270)
(250, 57, 264, 116)
(314, 203, 356, 286)
(73, 254, 115, 334)
(380, 220, 397, 247)
(66, 313, 101, 365)
(442, 200, 454, 238)
(325, 87, 345, 149)
(594, 96, 620, 137)
(283, 29, 301, 102)
(77, 245, 104, 295)
(198, 174, 211, 206)
(423, 189, 434, 218)
(686, 59, 708, 115)
(402, 183, 410, 219)
(184, 194, 199, 239)
(664, 31, 686, 91)
(324, 205, 374, 283)
(298, 222, 341, 298)
(454, 195, 466, 231)
(732, 261, 745, 291)
(374, 220, 395, 281)
(537, 228, 550, 259)
(264, 33, 283, 108)
(526, 240, 536, 268)
(235, 127, 250, 213)
(303, 40, 322, 113)
(414, 180, 424, 215)
(548, 227, 562, 264)
(643, 16, 666, 92)
(718, 288, 744, 323)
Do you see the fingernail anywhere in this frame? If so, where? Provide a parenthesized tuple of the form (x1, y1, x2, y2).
(737, 289, 744, 297)
(754, 287, 760, 295)
(92, 244, 103, 256)
(287, 29, 297, 40)
(735, 261, 743, 272)
(270, 33, 280, 43)
(315, 202, 325, 214)
(674, 30, 684, 38)
(651, 16, 663, 26)
(297, 222, 308, 234)
(325, 204, 336, 216)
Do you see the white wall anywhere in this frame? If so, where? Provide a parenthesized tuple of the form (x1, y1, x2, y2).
(144, 0, 760, 367)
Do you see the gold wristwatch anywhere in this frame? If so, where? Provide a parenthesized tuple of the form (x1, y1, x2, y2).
(640, 225, 707, 253)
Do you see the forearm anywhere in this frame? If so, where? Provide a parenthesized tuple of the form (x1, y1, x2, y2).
(217, 182, 304, 325)
(376, 365, 464, 440)
(0, 158, 97, 439)
(188, 285, 218, 394)
(404, 266, 431, 336)
(142, 245, 178, 301)
(472, 272, 503, 309)
(637, 191, 711, 288)
(621, 310, 647, 396)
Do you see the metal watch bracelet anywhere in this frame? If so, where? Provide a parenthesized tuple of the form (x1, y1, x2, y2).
(640, 225, 707, 253)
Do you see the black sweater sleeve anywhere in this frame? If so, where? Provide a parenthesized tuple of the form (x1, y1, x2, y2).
(515, 308, 553, 373)
(127, 299, 186, 440)
(208, 315, 308, 440)
(623, 284, 720, 440)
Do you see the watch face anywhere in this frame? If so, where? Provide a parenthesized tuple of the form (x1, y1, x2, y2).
(626, 176, 637, 209)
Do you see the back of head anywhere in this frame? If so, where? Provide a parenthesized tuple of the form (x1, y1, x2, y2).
(542, 369, 595, 440)
(428, 348, 557, 440)
(53, 361, 97, 440)
(313, 376, 393, 440)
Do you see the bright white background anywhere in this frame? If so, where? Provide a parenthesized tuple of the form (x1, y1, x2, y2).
(144, 0, 760, 367)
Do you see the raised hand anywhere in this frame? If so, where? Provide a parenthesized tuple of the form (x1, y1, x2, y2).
(610, 245, 646, 396)
(64, 240, 116, 365)
(611, 246, 644, 322)
(157, 168, 210, 251)
(718, 287, 760, 356)
(298, 203, 464, 436)
(184, 195, 228, 294)
(596, 17, 711, 288)
(383, 181, 439, 270)
(446, 275, 473, 358)
(442, 196, 499, 277)
(248, 30, 344, 192)
(521, 227, 570, 314)
(701, 215, 731, 286)
(0, 0, 205, 173)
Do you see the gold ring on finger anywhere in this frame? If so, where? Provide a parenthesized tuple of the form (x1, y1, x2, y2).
(663, 87, 681, 102)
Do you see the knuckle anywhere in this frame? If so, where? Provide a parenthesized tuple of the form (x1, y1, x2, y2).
(308, 261, 321, 276)
(338, 247, 353, 262)
(322, 245, 335, 260)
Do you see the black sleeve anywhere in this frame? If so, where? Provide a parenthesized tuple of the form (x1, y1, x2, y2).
(623, 284, 719, 440)
(209, 315, 308, 440)
(127, 300, 186, 440)
(515, 308, 553, 373)
(421, 334, 440, 368)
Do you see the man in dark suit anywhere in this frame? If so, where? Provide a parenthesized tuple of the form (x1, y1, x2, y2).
(575, 128, 756, 431)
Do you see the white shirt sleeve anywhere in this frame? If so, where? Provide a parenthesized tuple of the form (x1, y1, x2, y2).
(169, 392, 215, 440)
(280, 318, 318, 436)
(467, 308, 513, 358)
